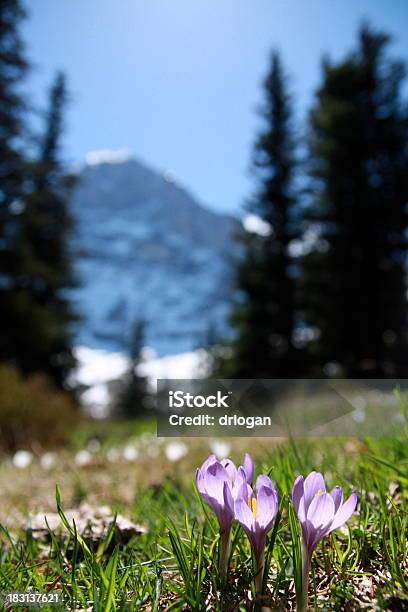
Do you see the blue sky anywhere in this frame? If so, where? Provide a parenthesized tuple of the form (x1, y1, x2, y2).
(24, 0, 408, 213)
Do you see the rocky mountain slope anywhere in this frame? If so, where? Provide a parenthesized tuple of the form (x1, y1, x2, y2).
(69, 157, 237, 355)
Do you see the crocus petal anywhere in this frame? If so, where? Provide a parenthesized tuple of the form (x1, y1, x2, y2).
(255, 473, 273, 492)
(196, 468, 206, 494)
(292, 475, 306, 522)
(305, 518, 332, 553)
(208, 460, 229, 481)
(232, 467, 248, 500)
(201, 454, 217, 470)
(223, 480, 234, 516)
(242, 453, 254, 484)
(221, 458, 238, 483)
(303, 493, 335, 554)
(211, 498, 232, 533)
(196, 467, 202, 486)
(329, 491, 358, 532)
(256, 486, 278, 530)
(198, 455, 217, 479)
(196, 454, 238, 535)
(307, 492, 335, 530)
(204, 463, 229, 504)
(330, 486, 343, 512)
(303, 471, 326, 511)
(234, 498, 255, 532)
(256, 475, 279, 511)
(235, 480, 250, 504)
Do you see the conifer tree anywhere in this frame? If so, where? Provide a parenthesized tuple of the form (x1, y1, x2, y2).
(9, 71, 77, 387)
(301, 25, 408, 377)
(117, 320, 151, 418)
(0, 0, 29, 368)
(226, 52, 300, 378)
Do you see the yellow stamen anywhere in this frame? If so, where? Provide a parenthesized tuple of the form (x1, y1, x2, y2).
(315, 489, 325, 497)
(247, 495, 257, 518)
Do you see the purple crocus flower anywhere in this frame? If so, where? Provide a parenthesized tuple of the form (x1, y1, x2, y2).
(234, 474, 279, 595)
(220, 453, 254, 486)
(196, 453, 254, 576)
(196, 454, 254, 529)
(292, 471, 358, 611)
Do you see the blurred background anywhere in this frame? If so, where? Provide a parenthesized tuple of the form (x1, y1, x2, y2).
(0, 0, 408, 455)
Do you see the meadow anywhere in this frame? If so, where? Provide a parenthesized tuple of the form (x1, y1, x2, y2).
(0, 410, 407, 611)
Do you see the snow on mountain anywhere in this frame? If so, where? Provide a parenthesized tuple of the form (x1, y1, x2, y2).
(69, 156, 237, 355)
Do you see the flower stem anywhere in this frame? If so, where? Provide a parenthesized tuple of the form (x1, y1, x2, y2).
(300, 546, 310, 612)
(255, 549, 265, 598)
(219, 530, 231, 579)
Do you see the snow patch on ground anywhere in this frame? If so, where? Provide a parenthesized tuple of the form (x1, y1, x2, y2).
(73, 346, 208, 418)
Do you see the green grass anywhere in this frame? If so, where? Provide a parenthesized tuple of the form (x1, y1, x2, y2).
(0, 425, 407, 609)
(68, 418, 157, 450)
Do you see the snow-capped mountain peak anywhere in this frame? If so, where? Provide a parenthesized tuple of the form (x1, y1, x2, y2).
(70, 156, 236, 355)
